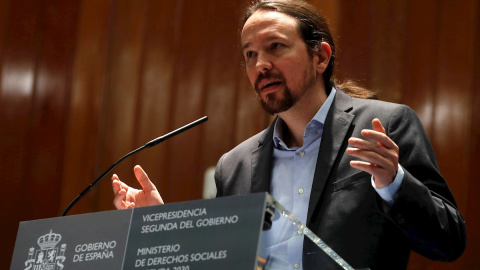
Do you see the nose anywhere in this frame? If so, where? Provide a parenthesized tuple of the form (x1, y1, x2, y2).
(255, 52, 272, 74)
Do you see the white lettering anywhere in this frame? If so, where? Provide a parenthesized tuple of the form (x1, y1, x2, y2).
(74, 241, 117, 253)
(85, 250, 114, 261)
(190, 250, 227, 261)
(195, 215, 238, 227)
(137, 244, 181, 256)
(142, 208, 207, 222)
(141, 222, 178, 234)
(147, 254, 189, 266)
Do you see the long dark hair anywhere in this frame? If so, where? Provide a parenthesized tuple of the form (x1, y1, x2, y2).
(243, 0, 377, 99)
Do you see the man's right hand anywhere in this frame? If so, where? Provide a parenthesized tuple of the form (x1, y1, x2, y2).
(112, 165, 164, 209)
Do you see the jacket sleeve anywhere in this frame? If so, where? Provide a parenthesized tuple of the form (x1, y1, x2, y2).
(384, 105, 466, 261)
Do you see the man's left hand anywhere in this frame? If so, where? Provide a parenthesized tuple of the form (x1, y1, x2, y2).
(346, 118, 399, 188)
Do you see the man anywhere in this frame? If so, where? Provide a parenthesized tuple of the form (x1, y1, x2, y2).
(112, 0, 466, 269)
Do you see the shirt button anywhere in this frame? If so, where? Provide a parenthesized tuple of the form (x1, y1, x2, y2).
(294, 263, 300, 269)
(299, 151, 305, 157)
(298, 188, 304, 194)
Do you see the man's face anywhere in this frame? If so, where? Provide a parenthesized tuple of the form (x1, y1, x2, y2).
(241, 10, 318, 115)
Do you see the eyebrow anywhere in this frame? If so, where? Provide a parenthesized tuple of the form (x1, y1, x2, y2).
(242, 42, 251, 51)
(242, 35, 285, 51)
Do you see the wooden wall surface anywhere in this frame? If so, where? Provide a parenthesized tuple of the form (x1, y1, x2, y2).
(0, 0, 478, 269)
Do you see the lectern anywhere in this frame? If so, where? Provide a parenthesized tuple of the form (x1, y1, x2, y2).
(11, 193, 368, 269)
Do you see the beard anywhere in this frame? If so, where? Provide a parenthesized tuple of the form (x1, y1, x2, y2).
(254, 67, 316, 115)
(258, 84, 295, 115)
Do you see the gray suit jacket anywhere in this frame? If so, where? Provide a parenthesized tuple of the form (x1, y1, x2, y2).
(215, 90, 466, 269)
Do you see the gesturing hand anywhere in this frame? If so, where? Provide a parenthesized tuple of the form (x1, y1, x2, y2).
(112, 165, 164, 209)
(346, 118, 399, 188)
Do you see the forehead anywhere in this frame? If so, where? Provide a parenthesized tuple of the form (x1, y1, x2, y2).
(241, 10, 300, 47)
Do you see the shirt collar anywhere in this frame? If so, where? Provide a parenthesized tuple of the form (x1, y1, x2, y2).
(273, 87, 337, 149)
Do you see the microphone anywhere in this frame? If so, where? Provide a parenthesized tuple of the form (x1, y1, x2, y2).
(61, 116, 208, 216)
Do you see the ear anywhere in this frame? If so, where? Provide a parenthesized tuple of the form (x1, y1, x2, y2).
(314, 42, 332, 74)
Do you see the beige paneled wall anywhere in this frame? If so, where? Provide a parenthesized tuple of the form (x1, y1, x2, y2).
(0, 0, 478, 269)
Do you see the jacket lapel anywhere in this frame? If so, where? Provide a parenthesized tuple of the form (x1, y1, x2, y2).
(250, 120, 276, 193)
(307, 90, 355, 224)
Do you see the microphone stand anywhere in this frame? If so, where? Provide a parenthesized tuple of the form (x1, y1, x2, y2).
(61, 116, 208, 216)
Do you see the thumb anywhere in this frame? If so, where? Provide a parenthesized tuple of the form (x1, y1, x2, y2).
(133, 165, 157, 192)
(372, 118, 386, 134)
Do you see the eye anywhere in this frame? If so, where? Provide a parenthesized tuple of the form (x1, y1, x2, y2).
(271, 42, 283, 50)
(244, 51, 256, 60)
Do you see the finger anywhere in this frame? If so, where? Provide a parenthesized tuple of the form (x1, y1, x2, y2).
(361, 118, 398, 150)
(112, 176, 130, 195)
(126, 202, 136, 209)
(350, 160, 379, 171)
(349, 160, 394, 188)
(348, 137, 393, 160)
(371, 118, 385, 134)
(113, 189, 127, 209)
(112, 175, 124, 194)
(112, 178, 121, 195)
(346, 147, 392, 169)
(359, 130, 398, 150)
(134, 165, 157, 192)
(348, 137, 377, 150)
(349, 160, 393, 179)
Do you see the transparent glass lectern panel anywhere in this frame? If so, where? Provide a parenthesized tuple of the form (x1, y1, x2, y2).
(258, 194, 369, 270)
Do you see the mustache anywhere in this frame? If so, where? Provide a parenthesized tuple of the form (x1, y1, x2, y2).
(254, 71, 284, 92)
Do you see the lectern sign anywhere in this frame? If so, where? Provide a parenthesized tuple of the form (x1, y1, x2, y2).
(11, 193, 268, 270)
(124, 194, 267, 269)
(11, 209, 132, 270)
